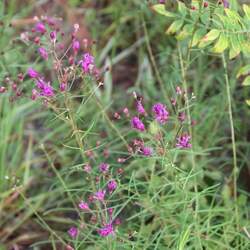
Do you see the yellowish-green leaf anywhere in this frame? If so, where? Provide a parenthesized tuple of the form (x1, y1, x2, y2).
(243, 4, 250, 19)
(225, 9, 241, 23)
(242, 76, 250, 86)
(212, 33, 228, 53)
(242, 41, 250, 55)
(178, 1, 187, 16)
(237, 64, 250, 78)
(203, 29, 220, 42)
(190, 28, 206, 47)
(166, 20, 184, 34)
(152, 4, 176, 18)
(229, 35, 241, 59)
(176, 24, 193, 41)
(199, 29, 220, 48)
(246, 99, 250, 105)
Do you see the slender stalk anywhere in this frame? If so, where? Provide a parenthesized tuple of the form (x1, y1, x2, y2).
(221, 53, 239, 232)
(178, 44, 202, 249)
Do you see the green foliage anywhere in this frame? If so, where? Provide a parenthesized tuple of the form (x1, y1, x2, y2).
(153, 1, 250, 58)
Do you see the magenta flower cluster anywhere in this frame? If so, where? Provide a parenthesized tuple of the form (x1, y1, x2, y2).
(176, 134, 192, 149)
(152, 103, 169, 124)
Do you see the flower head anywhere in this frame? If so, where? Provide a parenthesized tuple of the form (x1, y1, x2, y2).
(59, 82, 66, 92)
(98, 223, 114, 237)
(99, 163, 109, 173)
(78, 201, 90, 211)
(152, 103, 169, 124)
(50, 31, 56, 41)
(142, 147, 153, 156)
(107, 180, 117, 193)
(35, 22, 46, 33)
(68, 227, 78, 238)
(176, 86, 182, 95)
(94, 190, 106, 201)
(72, 39, 80, 53)
(176, 134, 192, 149)
(36, 78, 54, 97)
(38, 47, 48, 60)
(178, 112, 186, 123)
(131, 117, 145, 131)
(83, 164, 92, 173)
(136, 101, 146, 115)
(27, 68, 39, 78)
(222, 0, 229, 8)
(81, 53, 94, 73)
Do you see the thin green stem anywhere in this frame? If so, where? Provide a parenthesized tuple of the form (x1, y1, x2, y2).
(221, 53, 239, 232)
(178, 44, 201, 249)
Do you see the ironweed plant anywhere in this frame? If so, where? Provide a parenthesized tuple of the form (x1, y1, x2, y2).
(0, 0, 249, 249)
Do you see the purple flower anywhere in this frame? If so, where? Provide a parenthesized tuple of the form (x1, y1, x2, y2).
(68, 227, 78, 238)
(142, 147, 153, 156)
(107, 180, 117, 193)
(72, 39, 80, 53)
(176, 86, 182, 95)
(159, 0, 165, 3)
(38, 47, 48, 60)
(99, 163, 109, 173)
(50, 31, 56, 41)
(36, 78, 54, 97)
(59, 82, 66, 92)
(83, 164, 92, 173)
(131, 117, 145, 131)
(152, 103, 169, 124)
(94, 190, 106, 201)
(27, 68, 39, 78)
(81, 53, 94, 73)
(35, 22, 46, 33)
(178, 112, 186, 123)
(222, 0, 229, 8)
(176, 134, 192, 149)
(98, 223, 114, 237)
(78, 201, 90, 210)
(31, 89, 38, 100)
(136, 101, 146, 115)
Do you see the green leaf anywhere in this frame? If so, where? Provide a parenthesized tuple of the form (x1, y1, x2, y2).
(243, 4, 250, 19)
(176, 24, 193, 41)
(166, 20, 184, 34)
(200, 5, 210, 24)
(178, 226, 191, 250)
(178, 1, 187, 16)
(212, 33, 228, 53)
(246, 99, 250, 105)
(242, 76, 250, 86)
(225, 9, 241, 23)
(203, 29, 221, 42)
(229, 35, 241, 59)
(152, 4, 176, 18)
(237, 64, 250, 78)
(199, 29, 220, 48)
(190, 28, 206, 47)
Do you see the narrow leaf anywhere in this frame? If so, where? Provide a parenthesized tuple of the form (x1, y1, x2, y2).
(152, 4, 176, 18)
(237, 64, 250, 78)
(243, 4, 250, 19)
(166, 20, 184, 34)
(242, 76, 250, 86)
